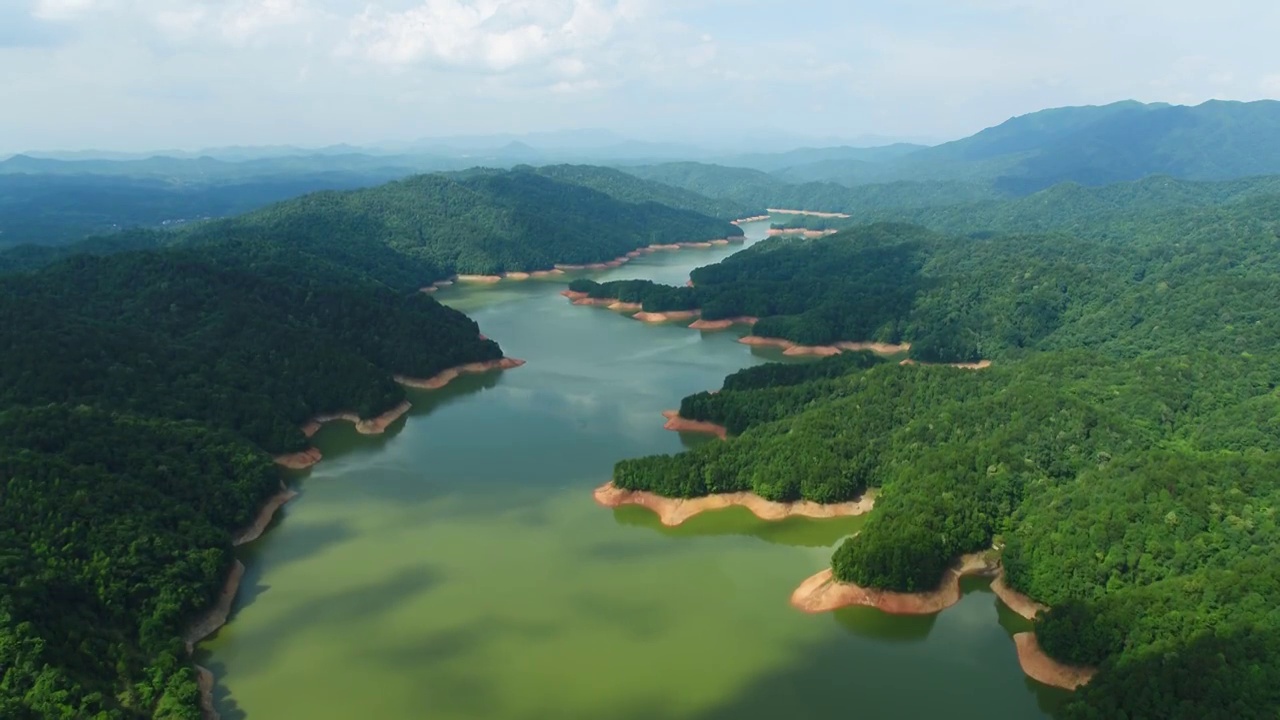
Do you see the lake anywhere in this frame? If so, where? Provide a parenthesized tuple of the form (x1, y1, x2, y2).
(202, 220, 1065, 719)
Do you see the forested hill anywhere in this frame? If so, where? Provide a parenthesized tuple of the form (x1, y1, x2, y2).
(615, 352, 1280, 719)
(603, 172, 1280, 718)
(572, 188, 1280, 362)
(625, 162, 1002, 215)
(524, 164, 763, 221)
(0, 247, 501, 454)
(0, 168, 742, 280)
(0, 220, 512, 715)
(0, 406, 281, 720)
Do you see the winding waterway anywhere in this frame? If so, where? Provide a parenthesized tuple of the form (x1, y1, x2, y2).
(202, 220, 1066, 719)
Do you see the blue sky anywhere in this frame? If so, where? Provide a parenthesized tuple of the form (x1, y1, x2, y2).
(3, 0, 1278, 152)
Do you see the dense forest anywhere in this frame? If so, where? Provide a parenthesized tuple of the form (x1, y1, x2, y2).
(609, 174, 1280, 718)
(0, 248, 503, 454)
(0, 406, 281, 720)
(617, 350, 1280, 718)
(568, 182, 1280, 365)
(525, 164, 763, 221)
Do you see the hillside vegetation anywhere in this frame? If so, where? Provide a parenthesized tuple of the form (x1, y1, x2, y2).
(609, 177, 1280, 719)
(0, 168, 741, 280)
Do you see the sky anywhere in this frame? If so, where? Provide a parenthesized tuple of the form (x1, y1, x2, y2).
(3, 0, 1279, 153)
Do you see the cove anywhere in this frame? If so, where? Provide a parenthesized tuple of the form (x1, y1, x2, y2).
(201, 221, 1066, 719)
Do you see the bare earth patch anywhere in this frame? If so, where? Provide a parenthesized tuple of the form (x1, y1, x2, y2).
(594, 481, 876, 527)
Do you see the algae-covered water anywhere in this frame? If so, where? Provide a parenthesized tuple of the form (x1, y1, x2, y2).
(202, 222, 1065, 719)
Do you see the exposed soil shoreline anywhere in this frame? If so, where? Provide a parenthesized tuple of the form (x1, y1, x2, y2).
(396, 357, 527, 390)
(739, 335, 912, 357)
(232, 485, 300, 546)
(731, 214, 771, 225)
(791, 558, 1096, 690)
(767, 208, 851, 219)
(990, 572, 1049, 620)
(767, 228, 839, 238)
(661, 409, 728, 440)
(1013, 632, 1097, 690)
(417, 234, 745, 292)
(272, 358, 526, 470)
(633, 309, 701, 323)
(593, 481, 876, 527)
(185, 559, 246, 653)
(688, 316, 759, 331)
(790, 552, 999, 615)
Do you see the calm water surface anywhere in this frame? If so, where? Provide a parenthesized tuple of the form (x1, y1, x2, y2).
(203, 221, 1066, 719)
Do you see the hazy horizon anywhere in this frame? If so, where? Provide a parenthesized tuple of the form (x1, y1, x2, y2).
(4, 0, 1279, 154)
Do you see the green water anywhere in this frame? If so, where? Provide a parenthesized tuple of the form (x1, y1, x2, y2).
(203, 223, 1066, 719)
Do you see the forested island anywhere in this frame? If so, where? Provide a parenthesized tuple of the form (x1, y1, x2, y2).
(604, 175, 1280, 718)
(0, 167, 743, 718)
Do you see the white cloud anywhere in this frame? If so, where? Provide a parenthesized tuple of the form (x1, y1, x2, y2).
(3, 0, 1279, 151)
(31, 0, 97, 21)
(348, 0, 630, 72)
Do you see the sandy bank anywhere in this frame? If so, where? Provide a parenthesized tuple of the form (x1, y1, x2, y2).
(302, 400, 412, 438)
(900, 358, 993, 370)
(233, 486, 299, 546)
(767, 208, 851, 219)
(633, 310, 701, 323)
(739, 336, 912, 357)
(1014, 632, 1097, 690)
(396, 357, 526, 391)
(594, 481, 876, 527)
(457, 274, 503, 284)
(661, 410, 727, 440)
(732, 215, 772, 225)
(790, 552, 999, 615)
(688, 316, 760, 331)
(185, 559, 245, 652)
(273, 447, 322, 470)
(990, 572, 1049, 620)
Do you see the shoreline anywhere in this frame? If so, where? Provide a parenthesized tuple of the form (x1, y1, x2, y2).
(767, 208, 851, 219)
(184, 559, 246, 652)
(990, 572, 1049, 620)
(593, 481, 876, 527)
(789, 552, 999, 615)
(633, 309, 701, 323)
(731, 214, 771, 225)
(767, 228, 839, 238)
(661, 409, 728, 440)
(396, 356, 527, 390)
(792, 559, 1097, 690)
(688, 316, 759, 331)
(301, 400, 413, 438)
(274, 357, 529, 470)
(739, 335, 912, 357)
(232, 485, 299, 546)
(204, 352, 527, 715)
(1013, 632, 1097, 690)
(554, 235, 744, 272)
